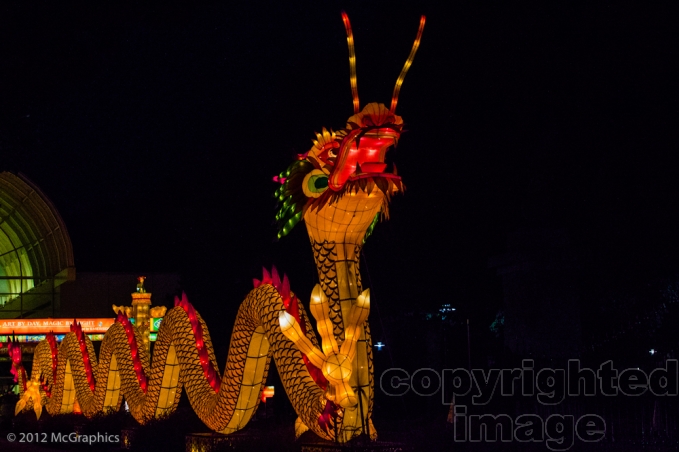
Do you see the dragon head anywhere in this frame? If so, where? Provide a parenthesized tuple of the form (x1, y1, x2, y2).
(275, 14, 425, 247)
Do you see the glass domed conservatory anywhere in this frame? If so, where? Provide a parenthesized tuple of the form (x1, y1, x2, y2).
(0, 171, 75, 319)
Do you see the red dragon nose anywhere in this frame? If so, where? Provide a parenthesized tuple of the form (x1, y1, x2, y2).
(328, 129, 399, 191)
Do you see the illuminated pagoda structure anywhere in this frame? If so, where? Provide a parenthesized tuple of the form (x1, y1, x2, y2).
(113, 276, 168, 355)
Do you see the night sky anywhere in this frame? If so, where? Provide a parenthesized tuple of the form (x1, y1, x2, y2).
(1, 2, 675, 351)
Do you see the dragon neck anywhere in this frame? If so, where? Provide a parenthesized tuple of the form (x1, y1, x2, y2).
(304, 193, 381, 338)
(302, 188, 382, 440)
(309, 239, 363, 338)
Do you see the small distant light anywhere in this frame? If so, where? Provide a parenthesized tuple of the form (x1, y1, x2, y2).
(375, 342, 385, 350)
(261, 385, 275, 402)
(650, 349, 656, 355)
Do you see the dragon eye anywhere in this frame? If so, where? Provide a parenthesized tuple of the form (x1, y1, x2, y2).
(312, 175, 328, 190)
(302, 170, 329, 198)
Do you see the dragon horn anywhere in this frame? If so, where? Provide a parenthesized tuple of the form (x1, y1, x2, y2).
(342, 11, 360, 114)
(389, 15, 426, 114)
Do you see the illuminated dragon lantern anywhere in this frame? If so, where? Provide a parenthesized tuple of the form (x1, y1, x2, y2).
(10, 13, 425, 444)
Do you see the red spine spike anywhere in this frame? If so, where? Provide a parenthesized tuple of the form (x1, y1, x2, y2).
(281, 274, 291, 300)
(253, 278, 261, 288)
(72, 321, 96, 391)
(177, 294, 221, 393)
(261, 267, 272, 285)
(186, 302, 196, 317)
(8, 338, 23, 385)
(46, 332, 58, 387)
(271, 266, 281, 290)
(318, 400, 339, 434)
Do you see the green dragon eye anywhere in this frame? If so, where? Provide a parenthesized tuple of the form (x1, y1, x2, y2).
(312, 175, 328, 190)
(303, 170, 329, 198)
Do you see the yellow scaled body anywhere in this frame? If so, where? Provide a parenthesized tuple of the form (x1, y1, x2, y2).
(19, 285, 329, 436)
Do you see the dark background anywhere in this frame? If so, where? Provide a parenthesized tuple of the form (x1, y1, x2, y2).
(1, 2, 676, 367)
